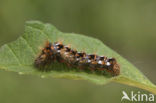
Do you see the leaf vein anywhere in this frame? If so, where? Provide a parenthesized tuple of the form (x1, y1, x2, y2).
(7, 45, 22, 65)
(27, 25, 50, 40)
(21, 36, 36, 55)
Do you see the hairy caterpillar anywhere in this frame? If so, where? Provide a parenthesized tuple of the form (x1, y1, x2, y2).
(34, 41, 120, 76)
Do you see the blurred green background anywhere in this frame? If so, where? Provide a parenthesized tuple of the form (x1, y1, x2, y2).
(0, 0, 156, 103)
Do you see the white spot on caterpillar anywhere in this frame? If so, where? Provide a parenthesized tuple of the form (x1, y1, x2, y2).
(106, 62, 111, 66)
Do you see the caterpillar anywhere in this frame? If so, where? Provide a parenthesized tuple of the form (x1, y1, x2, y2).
(34, 41, 120, 76)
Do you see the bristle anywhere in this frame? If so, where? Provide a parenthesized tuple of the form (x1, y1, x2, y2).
(34, 41, 120, 76)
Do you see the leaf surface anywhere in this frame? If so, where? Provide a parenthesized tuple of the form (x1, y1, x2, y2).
(0, 21, 155, 94)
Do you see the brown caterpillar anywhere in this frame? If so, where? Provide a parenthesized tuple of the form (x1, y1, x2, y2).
(34, 41, 120, 76)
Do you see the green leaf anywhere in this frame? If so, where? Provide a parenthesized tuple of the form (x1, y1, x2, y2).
(0, 21, 155, 94)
